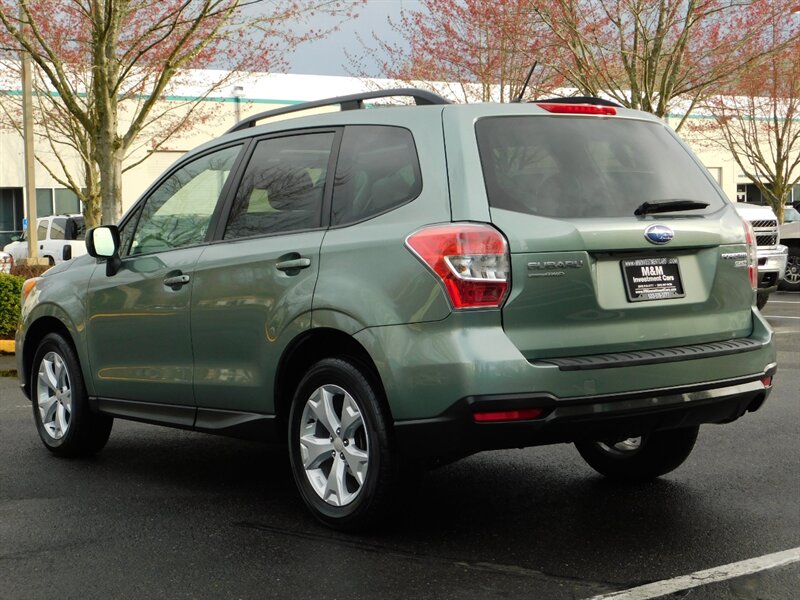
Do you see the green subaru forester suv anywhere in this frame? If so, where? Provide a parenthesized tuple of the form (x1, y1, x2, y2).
(17, 89, 777, 529)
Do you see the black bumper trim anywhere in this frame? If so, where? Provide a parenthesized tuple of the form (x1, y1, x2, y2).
(533, 338, 763, 371)
(394, 365, 776, 459)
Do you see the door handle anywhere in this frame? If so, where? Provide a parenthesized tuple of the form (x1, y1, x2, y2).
(163, 274, 190, 288)
(276, 258, 311, 272)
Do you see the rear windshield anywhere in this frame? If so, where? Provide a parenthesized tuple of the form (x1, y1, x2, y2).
(476, 116, 726, 219)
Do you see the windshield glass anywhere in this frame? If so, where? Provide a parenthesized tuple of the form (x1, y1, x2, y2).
(475, 116, 726, 219)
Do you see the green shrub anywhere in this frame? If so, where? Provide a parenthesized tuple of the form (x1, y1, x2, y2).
(0, 274, 26, 339)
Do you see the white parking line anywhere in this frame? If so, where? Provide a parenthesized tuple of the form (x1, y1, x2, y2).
(767, 300, 800, 304)
(585, 547, 800, 600)
(767, 315, 800, 320)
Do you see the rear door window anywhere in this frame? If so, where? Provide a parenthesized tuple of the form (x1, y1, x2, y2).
(476, 116, 726, 219)
(331, 126, 422, 226)
(224, 132, 335, 239)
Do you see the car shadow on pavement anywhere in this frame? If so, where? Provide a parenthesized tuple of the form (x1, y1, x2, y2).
(39, 420, 753, 589)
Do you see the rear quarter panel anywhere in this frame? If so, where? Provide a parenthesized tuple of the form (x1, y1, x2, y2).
(313, 109, 454, 332)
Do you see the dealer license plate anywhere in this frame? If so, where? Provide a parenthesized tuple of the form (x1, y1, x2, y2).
(621, 257, 685, 302)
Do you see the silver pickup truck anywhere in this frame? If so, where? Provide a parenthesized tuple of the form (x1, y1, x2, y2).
(734, 202, 788, 308)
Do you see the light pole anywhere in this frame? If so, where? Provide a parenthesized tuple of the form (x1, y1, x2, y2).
(18, 8, 45, 265)
(232, 85, 245, 125)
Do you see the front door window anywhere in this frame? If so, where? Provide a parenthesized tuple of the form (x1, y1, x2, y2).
(126, 145, 241, 255)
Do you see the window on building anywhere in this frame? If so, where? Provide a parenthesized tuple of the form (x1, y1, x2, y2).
(55, 189, 81, 214)
(36, 189, 53, 217)
(0, 187, 24, 246)
(736, 183, 795, 205)
(35, 187, 82, 217)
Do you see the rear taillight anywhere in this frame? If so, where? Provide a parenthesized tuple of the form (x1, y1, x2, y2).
(536, 103, 617, 116)
(405, 223, 510, 309)
(743, 220, 758, 290)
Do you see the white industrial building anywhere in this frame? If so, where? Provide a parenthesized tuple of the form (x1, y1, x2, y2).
(0, 71, 795, 244)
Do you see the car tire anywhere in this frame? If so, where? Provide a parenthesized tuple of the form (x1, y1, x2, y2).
(31, 333, 113, 457)
(779, 246, 800, 291)
(575, 426, 699, 482)
(756, 291, 769, 310)
(288, 357, 396, 530)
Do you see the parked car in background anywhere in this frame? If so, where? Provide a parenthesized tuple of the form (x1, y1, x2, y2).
(16, 90, 777, 530)
(779, 205, 800, 291)
(733, 203, 787, 308)
(3, 214, 86, 266)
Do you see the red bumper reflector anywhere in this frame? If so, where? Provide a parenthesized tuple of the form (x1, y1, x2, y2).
(761, 376, 773, 388)
(473, 408, 544, 423)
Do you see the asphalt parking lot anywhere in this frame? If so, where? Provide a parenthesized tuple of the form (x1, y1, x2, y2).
(1, 292, 798, 600)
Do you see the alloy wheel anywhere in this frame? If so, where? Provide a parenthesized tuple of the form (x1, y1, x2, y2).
(298, 384, 369, 507)
(36, 351, 72, 440)
(785, 255, 800, 285)
(598, 437, 642, 455)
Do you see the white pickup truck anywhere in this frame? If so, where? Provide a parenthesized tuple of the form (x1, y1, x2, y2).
(734, 203, 788, 308)
(3, 214, 87, 266)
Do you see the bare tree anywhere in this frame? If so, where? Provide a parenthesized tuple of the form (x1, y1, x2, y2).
(349, 0, 561, 103)
(535, 0, 799, 130)
(0, 0, 361, 225)
(691, 15, 800, 222)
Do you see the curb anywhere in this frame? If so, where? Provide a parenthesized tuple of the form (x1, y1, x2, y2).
(0, 340, 15, 354)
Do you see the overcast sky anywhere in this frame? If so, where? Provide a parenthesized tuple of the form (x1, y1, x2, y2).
(284, 0, 418, 76)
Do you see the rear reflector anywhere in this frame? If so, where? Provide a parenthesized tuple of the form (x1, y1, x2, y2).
(761, 375, 772, 388)
(537, 103, 617, 116)
(473, 408, 544, 423)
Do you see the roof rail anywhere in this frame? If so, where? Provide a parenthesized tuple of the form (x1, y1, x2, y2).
(533, 96, 622, 108)
(226, 88, 452, 134)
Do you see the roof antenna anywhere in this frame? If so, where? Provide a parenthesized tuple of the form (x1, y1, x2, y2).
(513, 62, 538, 103)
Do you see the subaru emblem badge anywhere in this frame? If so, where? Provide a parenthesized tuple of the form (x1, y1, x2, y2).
(644, 224, 674, 245)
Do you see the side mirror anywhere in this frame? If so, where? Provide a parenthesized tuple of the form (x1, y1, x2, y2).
(86, 226, 122, 276)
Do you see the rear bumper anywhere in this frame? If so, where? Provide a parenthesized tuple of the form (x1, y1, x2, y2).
(757, 245, 788, 290)
(394, 365, 776, 458)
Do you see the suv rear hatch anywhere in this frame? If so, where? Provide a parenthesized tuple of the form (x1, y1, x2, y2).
(473, 109, 754, 360)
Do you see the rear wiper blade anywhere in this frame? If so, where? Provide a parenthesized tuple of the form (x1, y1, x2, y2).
(634, 200, 710, 216)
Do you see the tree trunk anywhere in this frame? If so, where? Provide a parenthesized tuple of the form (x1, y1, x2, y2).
(95, 139, 123, 225)
(83, 190, 102, 228)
